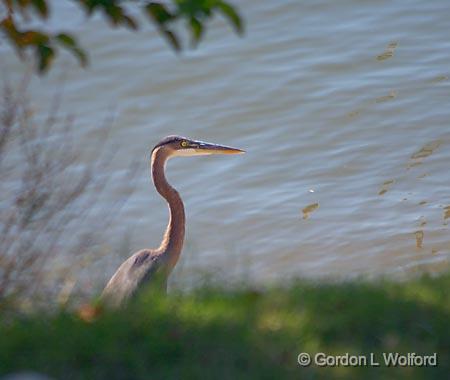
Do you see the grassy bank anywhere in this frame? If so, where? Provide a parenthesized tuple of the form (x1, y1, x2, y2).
(0, 273, 449, 379)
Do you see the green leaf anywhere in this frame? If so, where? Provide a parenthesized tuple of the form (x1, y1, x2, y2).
(145, 2, 180, 51)
(163, 29, 181, 52)
(217, 1, 243, 35)
(30, 0, 49, 19)
(3, 0, 243, 73)
(121, 14, 139, 30)
(36, 43, 55, 73)
(145, 2, 174, 25)
(105, 4, 123, 25)
(21, 30, 49, 46)
(189, 17, 203, 46)
(55, 33, 88, 66)
(1, 16, 19, 41)
(55, 33, 76, 48)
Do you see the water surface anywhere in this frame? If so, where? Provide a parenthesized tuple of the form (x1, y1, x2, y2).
(1, 0, 449, 287)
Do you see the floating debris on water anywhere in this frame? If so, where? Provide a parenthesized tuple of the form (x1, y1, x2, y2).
(302, 203, 319, 219)
(377, 42, 398, 61)
(411, 141, 441, 159)
(375, 91, 397, 103)
(414, 230, 424, 249)
(407, 161, 422, 169)
(418, 216, 427, 227)
(444, 206, 450, 220)
(430, 75, 448, 83)
(378, 179, 394, 195)
(347, 109, 360, 118)
(407, 140, 442, 169)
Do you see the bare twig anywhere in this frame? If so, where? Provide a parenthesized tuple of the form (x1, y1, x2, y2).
(0, 78, 138, 308)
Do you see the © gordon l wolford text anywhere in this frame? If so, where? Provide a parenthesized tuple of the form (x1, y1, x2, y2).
(297, 352, 438, 367)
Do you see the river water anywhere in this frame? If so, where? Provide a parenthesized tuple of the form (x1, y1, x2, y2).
(1, 0, 449, 288)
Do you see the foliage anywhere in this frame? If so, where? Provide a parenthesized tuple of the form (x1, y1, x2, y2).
(0, 79, 138, 302)
(0, 0, 243, 74)
(0, 273, 448, 379)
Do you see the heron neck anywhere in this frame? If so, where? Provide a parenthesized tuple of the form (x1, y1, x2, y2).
(151, 148, 185, 271)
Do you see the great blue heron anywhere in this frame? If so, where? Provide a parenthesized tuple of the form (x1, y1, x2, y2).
(101, 135, 244, 307)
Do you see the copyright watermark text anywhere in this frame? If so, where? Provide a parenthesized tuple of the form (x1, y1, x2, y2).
(297, 352, 438, 367)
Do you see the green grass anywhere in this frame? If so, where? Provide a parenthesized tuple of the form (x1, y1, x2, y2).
(0, 273, 449, 379)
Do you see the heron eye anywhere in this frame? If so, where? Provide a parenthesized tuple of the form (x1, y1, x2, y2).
(180, 141, 189, 148)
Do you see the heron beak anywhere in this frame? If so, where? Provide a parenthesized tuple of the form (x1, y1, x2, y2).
(193, 141, 245, 155)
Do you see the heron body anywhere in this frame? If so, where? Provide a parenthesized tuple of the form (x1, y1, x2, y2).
(101, 136, 244, 307)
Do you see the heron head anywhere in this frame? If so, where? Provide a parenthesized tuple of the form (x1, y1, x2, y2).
(152, 135, 245, 158)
